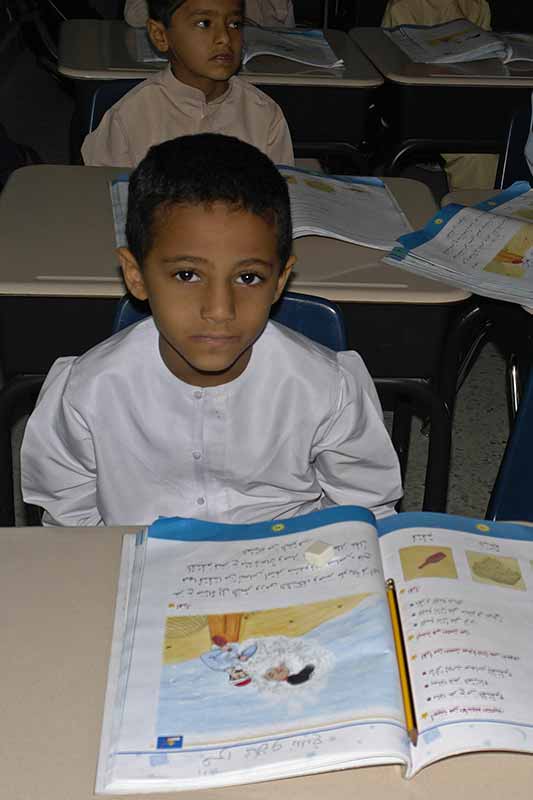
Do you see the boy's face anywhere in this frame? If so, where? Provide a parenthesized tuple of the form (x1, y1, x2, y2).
(148, 0, 243, 100)
(119, 202, 295, 387)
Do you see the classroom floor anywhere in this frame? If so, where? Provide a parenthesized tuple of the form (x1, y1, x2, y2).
(0, 45, 510, 521)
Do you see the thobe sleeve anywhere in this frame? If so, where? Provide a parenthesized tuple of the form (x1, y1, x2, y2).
(81, 109, 133, 168)
(311, 351, 403, 519)
(21, 359, 103, 527)
(266, 104, 295, 167)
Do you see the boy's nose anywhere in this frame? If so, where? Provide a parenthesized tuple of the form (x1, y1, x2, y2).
(201, 285, 236, 322)
(214, 22, 231, 44)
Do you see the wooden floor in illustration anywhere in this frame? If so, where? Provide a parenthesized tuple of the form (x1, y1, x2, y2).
(163, 593, 370, 665)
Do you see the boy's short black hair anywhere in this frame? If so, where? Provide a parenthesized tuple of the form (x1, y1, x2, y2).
(147, 0, 187, 25)
(126, 133, 293, 269)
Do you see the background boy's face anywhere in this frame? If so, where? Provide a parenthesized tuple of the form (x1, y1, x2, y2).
(120, 202, 294, 387)
(148, 0, 243, 98)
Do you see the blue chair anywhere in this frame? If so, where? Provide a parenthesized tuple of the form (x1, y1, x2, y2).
(487, 367, 533, 522)
(87, 79, 142, 135)
(495, 103, 532, 189)
(112, 290, 348, 350)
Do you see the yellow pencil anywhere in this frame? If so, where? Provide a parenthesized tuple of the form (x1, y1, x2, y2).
(386, 578, 418, 746)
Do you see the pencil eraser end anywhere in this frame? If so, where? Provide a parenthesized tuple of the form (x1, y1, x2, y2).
(305, 540, 334, 567)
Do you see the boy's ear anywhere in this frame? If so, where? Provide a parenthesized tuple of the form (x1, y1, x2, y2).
(118, 247, 149, 301)
(273, 254, 296, 303)
(147, 18, 170, 52)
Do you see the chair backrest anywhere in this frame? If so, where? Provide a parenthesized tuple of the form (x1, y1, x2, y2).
(487, 368, 533, 522)
(88, 79, 142, 133)
(112, 290, 348, 351)
(496, 104, 532, 189)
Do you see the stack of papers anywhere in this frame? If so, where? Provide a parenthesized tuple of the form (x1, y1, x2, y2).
(384, 181, 533, 305)
(110, 168, 412, 252)
(243, 26, 343, 68)
(384, 18, 506, 64)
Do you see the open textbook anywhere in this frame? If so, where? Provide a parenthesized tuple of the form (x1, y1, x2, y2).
(242, 26, 343, 68)
(132, 26, 342, 68)
(96, 506, 533, 793)
(109, 168, 412, 252)
(384, 181, 533, 305)
(384, 18, 533, 65)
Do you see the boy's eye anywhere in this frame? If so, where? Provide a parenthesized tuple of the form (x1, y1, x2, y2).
(175, 270, 200, 282)
(228, 19, 243, 29)
(236, 273, 263, 285)
(196, 19, 210, 28)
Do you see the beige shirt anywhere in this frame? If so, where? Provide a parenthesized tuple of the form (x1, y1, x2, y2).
(124, 0, 295, 28)
(81, 67, 294, 168)
(382, 0, 491, 29)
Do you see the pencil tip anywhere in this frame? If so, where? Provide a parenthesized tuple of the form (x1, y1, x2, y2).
(409, 728, 418, 747)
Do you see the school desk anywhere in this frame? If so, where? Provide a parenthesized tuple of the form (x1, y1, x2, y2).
(58, 19, 383, 153)
(0, 164, 468, 382)
(349, 27, 533, 175)
(2, 524, 533, 800)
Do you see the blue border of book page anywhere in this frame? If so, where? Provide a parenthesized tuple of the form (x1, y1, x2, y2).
(383, 17, 466, 32)
(473, 180, 532, 212)
(148, 505, 375, 542)
(377, 511, 533, 541)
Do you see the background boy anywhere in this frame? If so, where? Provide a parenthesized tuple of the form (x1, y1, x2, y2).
(82, 0, 294, 167)
(22, 133, 401, 526)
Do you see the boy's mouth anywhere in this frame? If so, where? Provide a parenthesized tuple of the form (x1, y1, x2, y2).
(211, 52, 234, 63)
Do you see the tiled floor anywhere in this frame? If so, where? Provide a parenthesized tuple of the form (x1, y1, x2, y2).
(1, 45, 510, 521)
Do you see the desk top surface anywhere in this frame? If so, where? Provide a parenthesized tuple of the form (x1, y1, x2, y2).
(2, 524, 532, 800)
(350, 27, 533, 88)
(58, 19, 382, 88)
(0, 165, 467, 303)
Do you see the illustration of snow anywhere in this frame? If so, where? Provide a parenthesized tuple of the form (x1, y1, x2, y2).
(243, 634, 333, 703)
(418, 551, 447, 569)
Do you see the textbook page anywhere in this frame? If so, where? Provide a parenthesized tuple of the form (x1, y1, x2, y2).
(378, 513, 533, 776)
(384, 19, 505, 64)
(109, 171, 413, 252)
(97, 507, 408, 794)
(384, 188, 533, 305)
(243, 26, 343, 68)
(280, 168, 412, 251)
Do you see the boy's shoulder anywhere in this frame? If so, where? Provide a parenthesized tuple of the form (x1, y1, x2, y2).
(103, 66, 175, 117)
(230, 75, 284, 112)
(65, 316, 158, 387)
(263, 320, 366, 382)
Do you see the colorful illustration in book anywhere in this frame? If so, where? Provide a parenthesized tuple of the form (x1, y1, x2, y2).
(304, 178, 335, 193)
(427, 28, 479, 47)
(484, 227, 533, 278)
(156, 593, 402, 745)
(399, 545, 457, 581)
(513, 206, 533, 222)
(466, 551, 525, 590)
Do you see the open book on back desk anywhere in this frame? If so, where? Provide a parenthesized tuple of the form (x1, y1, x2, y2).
(384, 180, 533, 306)
(384, 18, 533, 65)
(132, 26, 342, 68)
(96, 506, 533, 793)
(109, 168, 412, 252)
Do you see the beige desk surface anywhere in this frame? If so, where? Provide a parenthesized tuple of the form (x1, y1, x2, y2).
(350, 27, 533, 88)
(2, 525, 532, 800)
(58, 19, 382, 88)
(0, 165, 467, 304)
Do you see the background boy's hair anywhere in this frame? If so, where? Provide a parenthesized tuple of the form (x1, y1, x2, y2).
(126, 133, 293, 268)
(147, 0, 186, 26)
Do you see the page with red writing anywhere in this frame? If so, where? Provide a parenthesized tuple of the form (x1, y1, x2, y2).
(377, 513, 533, 777)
